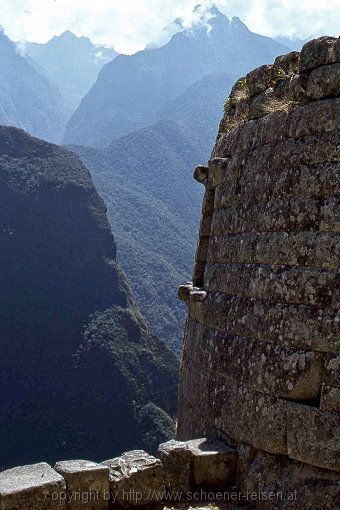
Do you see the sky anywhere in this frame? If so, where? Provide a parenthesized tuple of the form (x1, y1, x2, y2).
(0, 0, 339, 54)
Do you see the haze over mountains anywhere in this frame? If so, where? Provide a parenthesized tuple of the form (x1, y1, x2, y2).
(24, 31, 117, 115)
(0, 28, 67, 143)
(0, 6, 293, 353)
(63, 6, 290, 350)
(64, 7, 288, 147)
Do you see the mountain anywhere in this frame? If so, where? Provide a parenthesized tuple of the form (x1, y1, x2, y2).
(70, 120, 205, 353)
(161, 72, 235, 155)
(24, 31, 118, 115)
(0, 125, 178, 469)
(64, 7, 288, 147)
(0, 29, 67, 143)
(275, 35, 308, 51)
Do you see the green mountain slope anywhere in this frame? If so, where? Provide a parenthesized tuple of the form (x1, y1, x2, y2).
(0, 125, 178, 468)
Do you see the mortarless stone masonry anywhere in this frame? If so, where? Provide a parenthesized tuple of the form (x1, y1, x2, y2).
(178, 36, 340, 508)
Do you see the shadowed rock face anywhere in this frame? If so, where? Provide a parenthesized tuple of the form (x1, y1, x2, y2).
(178, 36, 340, 506)
(0, 126, 178, 468)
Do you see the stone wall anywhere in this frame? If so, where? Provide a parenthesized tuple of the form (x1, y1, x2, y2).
(178, 36, 340, 507)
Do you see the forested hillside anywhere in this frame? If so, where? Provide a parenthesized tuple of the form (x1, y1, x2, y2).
(0, 126, 178, 468)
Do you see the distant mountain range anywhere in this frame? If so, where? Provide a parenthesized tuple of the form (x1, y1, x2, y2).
(23, 31, 118, 115)
(65, 6, 291, 352)
(64, 7, 289, 147)
(275, 35, 312, 51)
(0, 125, 178, 468)
(0, 29, 67, 143)
(0, 7, 294, 353)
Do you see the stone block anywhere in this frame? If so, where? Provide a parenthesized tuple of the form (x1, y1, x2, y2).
(208, 158, 228, 188)
(300, 36, 338, 72)
(248, 89, 274, 119)
(204, 263, 336, 308)
(54, 460, 109, 510)
(207, 232, 340, 270)
(212, 376, 288, 454)
(186, 438, 237, 488)
(246, 65, 273, 97)
(158, 440, 191, 494)
(321, 356, 340, 412)
(193, 165, 209, 186)
(101, 450, 164, 506)
(320, 196, 340, 233)
(287, 98, 340, 138)
(272, 51, 300, 80)
(228, 76, 248, 107)
(287, 402, 340, 472)
(238, 444, 340, 509)
(0, 462, 66, 510)
(188, 291, 340, 353)
(188, 319, 324, 401)
(286, 73, 308, 101)
(211, 196, 319, 235)
(307, 63, 340, 99)
(321, 384, 340, 413)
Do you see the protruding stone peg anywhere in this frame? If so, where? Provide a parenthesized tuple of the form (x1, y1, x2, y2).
(191, 289, 207, 302)
(194, 165, 209, 186)
(178, 284, 193, 302)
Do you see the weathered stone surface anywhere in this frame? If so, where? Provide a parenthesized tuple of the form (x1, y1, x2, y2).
(272, 52, 300, 80)
(321, 384, 340, 413)
(320, 196, 340, 233)
(287, 403, 340, 472)
(211, 197, 319, 235)
(208, 232, 340, 270)
(248, 89, 275, 120)
(204, 263, 337, 308)
(158, 440, 191, 494)
(238, 445, 340, 509)
(307, 63, 340, 99)
(212, 377, 287, 454)
(0, 462, 66, 510)
(186, 438, 237, 488)
(194, 165, 209, 186)
(208, 158, 228, 188)
(188, 292, 340, 353)
(286, 73, 308, 101)
(185, 318, 324, 400)
(180, 36, 340, 501)
(321, 356, 340, 412)
(228, 76, 248, 107)
(101, 450, 163, 506)
(215, 162, 340, 209)
(215, 99, 340, 158)
(54, 460, 109, 510)
(246, 65, 273, 97)
(300, 36, 338, 72)
(286, 98, 340, 138)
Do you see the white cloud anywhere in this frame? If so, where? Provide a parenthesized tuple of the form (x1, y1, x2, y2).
(1, 0, 339, 54)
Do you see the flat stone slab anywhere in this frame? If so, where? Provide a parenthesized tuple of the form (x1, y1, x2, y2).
(158, 439, 237, 495)
(101, 450, 164, 506)
(187, 438, 237, 488)
(287, 402, 340, 472)
(54, 459, 109, 509)
(0, 462, 66, 509)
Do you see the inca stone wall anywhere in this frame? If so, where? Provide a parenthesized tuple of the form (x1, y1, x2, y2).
(178, 36, 340, 506)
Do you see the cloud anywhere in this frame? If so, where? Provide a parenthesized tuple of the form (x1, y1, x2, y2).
(1, 0, 339, 54)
